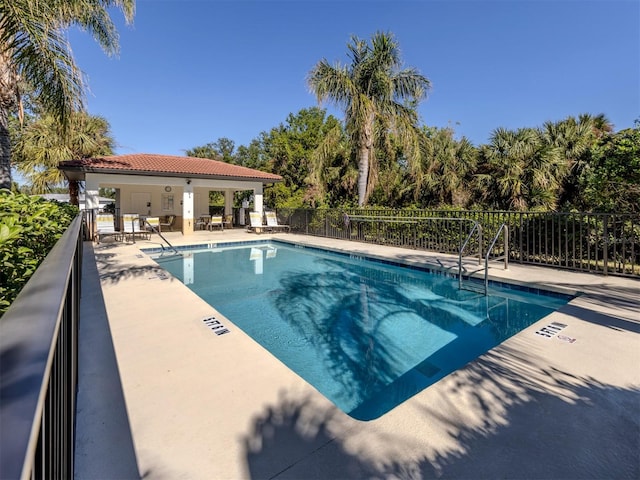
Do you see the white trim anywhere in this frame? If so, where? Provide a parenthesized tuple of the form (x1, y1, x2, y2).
(86, 172, 265, 191)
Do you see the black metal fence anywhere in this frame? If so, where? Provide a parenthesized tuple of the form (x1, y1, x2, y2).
(0, 215, 83, 479)
(276, 209, 640, 277)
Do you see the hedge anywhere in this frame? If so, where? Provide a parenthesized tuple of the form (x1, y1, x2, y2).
(0, 191, 78, 316)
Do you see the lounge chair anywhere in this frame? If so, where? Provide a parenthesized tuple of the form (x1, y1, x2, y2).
(265, 211, 290, 232)
(247, 211, 267, 234)
(209, 215, 224, 231)
(95, 213, 120, 243)
(122, 213, 150, 242)
(223, 214, 233, 229)
(160, 215, 175, 232)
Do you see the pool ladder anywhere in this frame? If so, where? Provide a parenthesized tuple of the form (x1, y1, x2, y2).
(143, 219, 180, 255)
(459, 223, 509, 295)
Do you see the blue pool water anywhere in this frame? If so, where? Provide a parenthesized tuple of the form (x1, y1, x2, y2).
(152, 242, 570, 420)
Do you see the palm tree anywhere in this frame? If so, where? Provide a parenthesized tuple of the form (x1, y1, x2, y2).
(308, 31, 430, 206)
(12, 111, 114, 192)
(0, 0, 135, 190)
(540, 113, 613, 207)
(477, 127, 563, 211)
(418, 126, 477, 207)
(306, 118, 357, 206)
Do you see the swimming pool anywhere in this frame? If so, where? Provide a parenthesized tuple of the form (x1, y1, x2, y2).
(151, 241, 570, 420)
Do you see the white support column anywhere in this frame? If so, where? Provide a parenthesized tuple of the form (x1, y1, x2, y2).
(224, 190, 234, 216)
(253, 184, 263, 215)
(84, 177, 100, 211)
(183, 182, 194, 235)
(84, 176, 101, 238)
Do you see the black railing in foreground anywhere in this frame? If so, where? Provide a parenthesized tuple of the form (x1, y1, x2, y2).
(0, 216, 83, 479)
(276, 209, 640, 277)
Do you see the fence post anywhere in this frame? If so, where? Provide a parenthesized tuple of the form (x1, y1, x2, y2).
(478, 225, 483, 265)
(86, 208, 97, 241)
(603, 214, 609, 275)
(504, 227, 509, 270)
(519, 213, 523, 264)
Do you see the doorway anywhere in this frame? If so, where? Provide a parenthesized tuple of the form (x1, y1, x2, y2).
(131, 192, 151, 216)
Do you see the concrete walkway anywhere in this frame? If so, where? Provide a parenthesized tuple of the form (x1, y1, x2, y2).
(75, 230, 640, 479)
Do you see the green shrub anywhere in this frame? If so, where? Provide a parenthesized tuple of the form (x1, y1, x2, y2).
(0, 190, 78, 316)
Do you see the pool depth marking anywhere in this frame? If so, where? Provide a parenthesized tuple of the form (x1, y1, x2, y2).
(534, 321, 566, 338)
(147, 272, 169, 280)
(203, 315, 230, 336)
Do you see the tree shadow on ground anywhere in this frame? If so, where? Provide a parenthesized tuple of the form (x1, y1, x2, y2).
(93, 248, 175, 285)
(243, 341, 640, 479)
(557, 283, 640, 325)
(559, 303, 640, 333)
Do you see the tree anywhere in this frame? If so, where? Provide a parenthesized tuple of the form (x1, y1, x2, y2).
(11, 111, 114, 192)
(186, 137, 236, 163)
(308, 31, 430, 206)
(0, 0, 135, 190)
(235, 137, 269, 170)
(416, 126, 477, 207)
(539, 113, 612, 207)
(580, 124, 640, 213)
(476, 127, 564, 211)
(306, 116, 356, 207)
(262, 107, 342, 208)
(184, 143, 220, 160)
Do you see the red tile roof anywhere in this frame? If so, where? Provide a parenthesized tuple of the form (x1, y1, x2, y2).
(59, 153, 282, 183)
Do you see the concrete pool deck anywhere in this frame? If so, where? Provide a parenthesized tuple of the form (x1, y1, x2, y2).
(75, 230, 640, 479)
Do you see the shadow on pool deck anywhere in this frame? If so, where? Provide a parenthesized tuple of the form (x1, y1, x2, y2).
(244, 343, 640, 480)
(74, 242, 143, 479)
(559, 303, 640, 334)
(244, 385, 639, 480)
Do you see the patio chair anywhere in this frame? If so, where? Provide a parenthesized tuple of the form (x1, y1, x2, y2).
(247, 211, 267, 234)
(265, 211, 290, 232)
(223, 214, 233, 229)
(160, 215, 175, 232)
(95, 213, 120, 244)
(122, 213, 150, 242)
(196, 214, 210, 231)
(209, 215, 224, 231)
(145, 216, 160, 233)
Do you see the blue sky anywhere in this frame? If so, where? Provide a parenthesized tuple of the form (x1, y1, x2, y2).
(68, 0, 639, 156)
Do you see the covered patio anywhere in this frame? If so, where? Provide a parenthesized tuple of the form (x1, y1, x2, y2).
(59, 153, 282, 235)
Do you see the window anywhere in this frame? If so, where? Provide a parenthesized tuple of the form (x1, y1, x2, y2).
(161, 194, 174, 211)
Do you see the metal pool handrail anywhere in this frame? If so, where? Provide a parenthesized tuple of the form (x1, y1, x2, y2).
(343, 214, 484, 288)
(485, 223, 509, 293)
(142, 218, 180, 255)
(458, 221, 483, 290)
